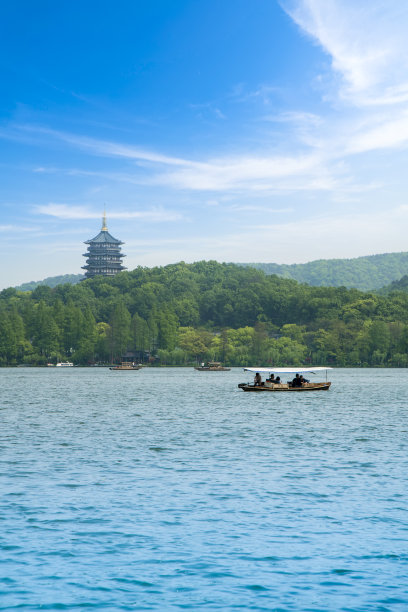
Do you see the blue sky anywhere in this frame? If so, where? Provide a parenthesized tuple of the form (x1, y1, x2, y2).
(1, 0, 408, 289)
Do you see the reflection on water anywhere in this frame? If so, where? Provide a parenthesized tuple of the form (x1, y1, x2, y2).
(1, 367, 407, 610)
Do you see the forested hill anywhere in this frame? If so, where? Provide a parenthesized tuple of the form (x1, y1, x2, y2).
(15, 274, 84, 292)
(2, 261, 408, 368)
(13, 251, 408, 292)
(239, 252, 408, 290)
(379, 274, 408, 295)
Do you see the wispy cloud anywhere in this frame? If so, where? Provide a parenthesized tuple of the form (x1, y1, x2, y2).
(18, 125, 196, 167)
(0, 224, 38, 232)
(231, 84, 281, 105)
(203, 204, 408, 263)
(283, 0, 408, 107)
(35, 204, 183, 222)
(279, 0, 408, 164)
(20, 123, 343, 194)
(228, 204, 294, 213)
(262, 111, 322, 126)
(21, 122, 365, 196)
(151, 153, 330, 191)
(346, 109, 408, 154)
(10, 0, 408, 203)
(124, 204, 408, 266)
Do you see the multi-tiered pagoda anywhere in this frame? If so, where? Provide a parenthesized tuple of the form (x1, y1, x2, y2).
(82, 213, 126, 279)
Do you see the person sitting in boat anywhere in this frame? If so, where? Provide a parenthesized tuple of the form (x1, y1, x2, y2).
(266, 374, 275, 383)
(275, 376, 281, 384)
(254, 372, 262, 386)
(292, 373, 302, 387)
(300, 375, 309, 384)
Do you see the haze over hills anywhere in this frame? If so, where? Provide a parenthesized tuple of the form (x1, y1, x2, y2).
(14, 274, 85, 292)
(379, 274, 408, 295)
(11, 252, 408, 293)
(239, 252, 408, 291)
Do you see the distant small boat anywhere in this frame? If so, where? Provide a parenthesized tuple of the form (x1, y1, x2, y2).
(195, 361, 230, 371)
(238, 367, 332, 392)
(109, 362, 142, 371)
(55, 362, 74, 367)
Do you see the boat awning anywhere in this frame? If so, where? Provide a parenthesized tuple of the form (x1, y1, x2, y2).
(244, 366, 332, 374)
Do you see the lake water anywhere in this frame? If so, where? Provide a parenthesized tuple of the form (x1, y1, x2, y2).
(1, 367, 407, 611)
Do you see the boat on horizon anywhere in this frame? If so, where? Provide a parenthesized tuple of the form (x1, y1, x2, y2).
(238, 367, 332, 392)
(195, 361, 231, 371)
(109, 361, 142, 371)
(55, 362, 74, 367)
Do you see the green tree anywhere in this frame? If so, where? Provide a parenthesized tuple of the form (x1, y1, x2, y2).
(178, 327, 211, 361)
(157, 309, 179, 351)
(0, 311, 13, 364)
(74, 307, 98, 363)
(62, 300, 84, 355)
(108, 302, 131, 361)
(8, 305, 26, 362)
(252, 322, 268, 362)
(130, 313, 150, 354)
(31, 301, 60, 358)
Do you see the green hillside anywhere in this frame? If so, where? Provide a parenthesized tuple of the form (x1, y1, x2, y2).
(15, 274, 84, 292)
(379, 274, 408, 295)
(239, 252, 408, 290)
(13, 252, 408, 293)
(2, 261, 408, 368)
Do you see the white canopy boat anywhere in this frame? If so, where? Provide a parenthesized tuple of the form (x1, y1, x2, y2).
(238, 367, 332, 392)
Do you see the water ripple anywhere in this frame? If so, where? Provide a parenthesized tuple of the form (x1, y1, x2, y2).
(1, 367, 408, 610)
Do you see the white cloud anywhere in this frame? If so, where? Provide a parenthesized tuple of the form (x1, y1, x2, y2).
(11, 2, 408, 203)
(33, 126, 330, 193)
(228, 205, 293, 213)
(121, 205, 408, 265)
(233, 84, 281, 105)
(346, 110, 408, 154)
(0, 224, 38, 232)
(35, 203, 183, 222)
(279, 1, 408, 162)
(22, 124, 347, 194)
(283, 0, 408, 107)
(153, 153, 327, 191)
(263, 111, 323, 127)
(195, 204, 408, 263)
(21, 125, 195, 167)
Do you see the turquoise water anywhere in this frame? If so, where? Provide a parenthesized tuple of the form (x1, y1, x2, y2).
(1, 367, 407, 611)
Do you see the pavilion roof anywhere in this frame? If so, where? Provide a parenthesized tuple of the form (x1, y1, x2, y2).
(85, 229, 123, 245)
(85, 211, 124, 245)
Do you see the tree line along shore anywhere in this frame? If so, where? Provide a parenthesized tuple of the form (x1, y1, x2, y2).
(1, 261, 408, 367)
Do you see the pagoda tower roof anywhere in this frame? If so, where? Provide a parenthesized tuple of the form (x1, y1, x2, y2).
(84, 211, 123, 245)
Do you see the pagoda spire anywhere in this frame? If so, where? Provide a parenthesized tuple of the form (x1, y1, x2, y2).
(102, 206, 108, 231)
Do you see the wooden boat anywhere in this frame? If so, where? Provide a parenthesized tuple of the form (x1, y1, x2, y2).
(109, 361, 142, 371)
(238, 367, 332, 392)
(195, 361, 230, 371)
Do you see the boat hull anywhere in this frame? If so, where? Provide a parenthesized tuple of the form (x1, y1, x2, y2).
(109, 363, 141, 370)
(109, 367, 141, 370)
(195, 367, 230, 371)
(238, 382, 331, 392)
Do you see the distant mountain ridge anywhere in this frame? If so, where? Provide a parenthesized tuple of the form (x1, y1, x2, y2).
(15, 274, 84, 292)
(379, 274, 408, 294)
(12, 252, 408, 292)
(239, 252, 408, 291)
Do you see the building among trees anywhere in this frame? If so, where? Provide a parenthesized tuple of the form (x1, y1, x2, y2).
(82, 212, 126, 279)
